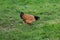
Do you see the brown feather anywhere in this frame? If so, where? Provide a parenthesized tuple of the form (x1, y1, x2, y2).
(20, 12, 40, 24)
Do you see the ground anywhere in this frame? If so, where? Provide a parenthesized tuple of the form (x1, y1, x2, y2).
(0, 0, 60, 40)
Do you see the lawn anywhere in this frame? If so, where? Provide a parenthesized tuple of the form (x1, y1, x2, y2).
(0, 0, 60, 40)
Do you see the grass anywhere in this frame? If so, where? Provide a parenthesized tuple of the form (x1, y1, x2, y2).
(0, 0, 60, 40)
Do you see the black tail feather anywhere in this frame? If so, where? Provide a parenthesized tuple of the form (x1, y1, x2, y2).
(34, 16, 40, 20)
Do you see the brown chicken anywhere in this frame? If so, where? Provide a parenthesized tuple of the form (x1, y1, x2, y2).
(20, 12, 40, 24)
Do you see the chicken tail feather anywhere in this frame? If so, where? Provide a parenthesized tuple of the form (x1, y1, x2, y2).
(34, 16, 40, 20)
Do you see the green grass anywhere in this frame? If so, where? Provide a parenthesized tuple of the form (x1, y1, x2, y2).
(0, 0, 60, 40)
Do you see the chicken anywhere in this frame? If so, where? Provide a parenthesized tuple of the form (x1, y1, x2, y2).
(20, 12, 40, 24)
